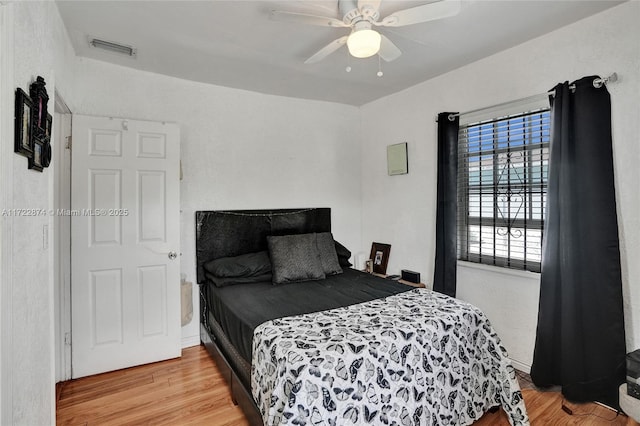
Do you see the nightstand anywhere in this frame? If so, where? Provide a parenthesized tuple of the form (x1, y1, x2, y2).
(371, 272, 426, 288)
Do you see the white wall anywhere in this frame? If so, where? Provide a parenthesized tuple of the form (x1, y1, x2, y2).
(70, 59, 362, 345)
(360, 1, 640, 370)
(1, 1, 77, 424)
(0, 7, 8, 424)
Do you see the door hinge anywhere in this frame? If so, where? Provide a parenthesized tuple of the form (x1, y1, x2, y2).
(65, 136, 72, 150)
(64, 332, 71, 346)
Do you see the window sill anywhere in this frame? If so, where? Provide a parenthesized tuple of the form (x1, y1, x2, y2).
(457, 260, 540, 280)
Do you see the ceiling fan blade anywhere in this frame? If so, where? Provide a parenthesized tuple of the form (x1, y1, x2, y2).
(270, 10, 348, 28)
(378, 34, 402, 62)
(304, 36, 349, 64)
(376, 0, 461, 27)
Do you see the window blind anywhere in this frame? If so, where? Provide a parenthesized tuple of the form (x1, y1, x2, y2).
(457, 109, 550, 272)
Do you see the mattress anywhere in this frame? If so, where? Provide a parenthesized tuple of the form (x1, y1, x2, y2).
(205, 268, 411, 362)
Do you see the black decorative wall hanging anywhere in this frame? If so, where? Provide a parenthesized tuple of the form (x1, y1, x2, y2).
(14, 76, 52, 172)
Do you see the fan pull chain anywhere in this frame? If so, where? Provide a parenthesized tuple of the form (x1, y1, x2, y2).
(377, 54, 383, 77)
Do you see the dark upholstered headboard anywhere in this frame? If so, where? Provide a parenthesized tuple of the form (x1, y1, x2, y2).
(195, 208, 331, 284)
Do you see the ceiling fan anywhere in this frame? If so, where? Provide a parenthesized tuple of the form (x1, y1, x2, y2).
(271, 0, 462, 64)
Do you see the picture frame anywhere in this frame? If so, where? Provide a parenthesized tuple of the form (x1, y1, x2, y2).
(14, 88, 34, 158)
(28, 139, 44, 172)
(369, 242, 391, 275)
(387, 142, 408, 175)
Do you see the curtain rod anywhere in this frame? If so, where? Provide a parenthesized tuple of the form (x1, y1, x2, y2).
(447, 73, 618, 121)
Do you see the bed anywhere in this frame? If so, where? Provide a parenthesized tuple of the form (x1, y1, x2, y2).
(196, 208, 529, 425)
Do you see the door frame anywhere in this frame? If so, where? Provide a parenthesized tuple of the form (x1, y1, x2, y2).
(53, 93, 72, 382)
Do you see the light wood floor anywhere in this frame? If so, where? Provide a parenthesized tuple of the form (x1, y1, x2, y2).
(56, 345, 249, 426)
(57, 345, 639, 426)
(476, 390, 638, 426)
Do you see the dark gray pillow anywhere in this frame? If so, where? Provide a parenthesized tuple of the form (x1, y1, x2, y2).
(203, 251, 271, 278)
(267, 234, 325, 284)
(316, 232, 342, 275)
(334, 240, 352, 267)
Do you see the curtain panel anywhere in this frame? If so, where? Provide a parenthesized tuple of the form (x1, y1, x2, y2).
(434, 113, 459, 297)
(530, 76, 626, 409)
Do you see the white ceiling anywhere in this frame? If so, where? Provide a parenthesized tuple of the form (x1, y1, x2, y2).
(56, 0, 624, 106)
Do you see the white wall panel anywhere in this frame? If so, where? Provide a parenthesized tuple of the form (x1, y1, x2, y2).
(137, 171, 166, 243)
(89, 170, 122, 245)
(137, 133, 166, 159)
(89, 129, 122, 157)
(138, 265, 167, 338)
(91, 269, 123, 345)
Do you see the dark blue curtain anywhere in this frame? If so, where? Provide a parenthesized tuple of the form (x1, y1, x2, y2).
(530, 76, 626, 409)
(433, 113, 459, 297)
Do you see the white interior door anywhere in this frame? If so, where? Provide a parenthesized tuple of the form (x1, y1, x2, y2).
(71, 115, 180, 378)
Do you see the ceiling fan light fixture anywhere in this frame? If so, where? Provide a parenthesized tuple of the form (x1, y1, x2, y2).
(347, 28, 381, 58)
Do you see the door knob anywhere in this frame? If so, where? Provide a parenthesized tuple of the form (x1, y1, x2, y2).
(168, 251, 178, 260)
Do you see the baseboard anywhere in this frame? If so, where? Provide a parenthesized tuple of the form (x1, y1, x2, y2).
(181, 334, 200, 349)
(510, 358, 531, 374)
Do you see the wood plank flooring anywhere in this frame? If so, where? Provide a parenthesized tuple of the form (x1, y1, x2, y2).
(56, 345, 249, 426)
(57, 345, 639, 425)
(475, 389, 637, 426)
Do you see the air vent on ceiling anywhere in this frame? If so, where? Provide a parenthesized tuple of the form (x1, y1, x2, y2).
(89, 37, 137, 57)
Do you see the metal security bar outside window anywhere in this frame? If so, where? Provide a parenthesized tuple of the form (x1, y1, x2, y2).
(457, 109, 550, 272)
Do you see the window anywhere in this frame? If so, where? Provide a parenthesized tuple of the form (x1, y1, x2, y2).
(457, 109, 550, 272)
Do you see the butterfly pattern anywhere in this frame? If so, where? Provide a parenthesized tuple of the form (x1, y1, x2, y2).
(251, 289, 528, 425)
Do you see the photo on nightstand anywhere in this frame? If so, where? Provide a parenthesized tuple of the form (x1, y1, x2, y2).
(369, 242, 391, 274)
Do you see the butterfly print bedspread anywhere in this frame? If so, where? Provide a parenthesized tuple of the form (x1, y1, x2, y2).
(251, 289, 529, 426)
